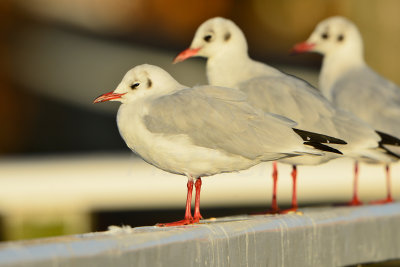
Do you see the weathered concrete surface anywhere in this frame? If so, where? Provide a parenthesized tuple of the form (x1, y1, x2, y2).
(0, 203, 400, 267)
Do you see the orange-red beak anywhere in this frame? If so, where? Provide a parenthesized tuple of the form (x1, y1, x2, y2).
(291, 42, 316, 54)
(93, 91, 126, 103)
(173, 47, 201, 64)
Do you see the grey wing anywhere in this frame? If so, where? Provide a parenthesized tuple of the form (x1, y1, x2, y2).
(237, 76, 339, 136)
(332, 67, 400, 138)
(143, 86, 304, 160)
(238, 75, 380, 151)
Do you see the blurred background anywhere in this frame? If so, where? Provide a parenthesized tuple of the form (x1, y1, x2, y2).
(1, 0, 400, 241)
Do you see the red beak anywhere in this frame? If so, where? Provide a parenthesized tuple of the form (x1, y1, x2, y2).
(291, 42, 316, 54)
(173, 47, 201, 64)
(93, 91, 126, 103)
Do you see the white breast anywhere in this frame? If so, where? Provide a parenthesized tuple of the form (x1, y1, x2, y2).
(116, 103, 258, 178)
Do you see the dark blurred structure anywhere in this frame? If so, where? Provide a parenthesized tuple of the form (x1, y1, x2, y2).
(1, 0, 233, 155)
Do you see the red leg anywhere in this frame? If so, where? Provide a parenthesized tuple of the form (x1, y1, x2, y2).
(291, 165, 298, 210)
(280, 165, 299, 214)
(347, 162, 362, 206)
(385, 165, 394, 202)
(370, 164, 394, 204)
(265, 161, 280, 214)
(157, 179, 194, 227)
(193, 178, 203, 223)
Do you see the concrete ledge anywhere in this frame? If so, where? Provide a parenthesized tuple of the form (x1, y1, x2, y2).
(1, 203, 400, 267)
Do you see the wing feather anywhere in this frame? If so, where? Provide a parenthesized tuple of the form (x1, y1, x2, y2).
(237, 75, 380, 152)
(143, 86, 304, 160)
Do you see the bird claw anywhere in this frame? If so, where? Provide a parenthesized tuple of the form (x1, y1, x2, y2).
(369, 197, 393, 205)
(346, 197, 363, 206)
(279, 207, 299, 214)
(156, 218, 194, 227)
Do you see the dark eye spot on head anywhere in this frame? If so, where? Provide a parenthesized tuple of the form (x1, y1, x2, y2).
(337, 34, 344, 42)
(203, 35, 212, 42)
(224, 32, 231, 41)
(130, 82, 140, 90)
(147, 78, 152, 88)
(321, 32, 329, 39)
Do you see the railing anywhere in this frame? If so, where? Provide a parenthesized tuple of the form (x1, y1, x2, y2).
(1, 203, 400, 267)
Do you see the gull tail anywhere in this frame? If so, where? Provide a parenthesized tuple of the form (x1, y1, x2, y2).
(303, 141, 343, 155)
(376, 131, 400, 146)
(376, 131, 400, 159)
(292, 128, 346, 155)
(292, 128, 347, 144)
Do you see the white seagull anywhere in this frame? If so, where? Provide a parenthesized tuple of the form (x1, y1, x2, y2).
(93, 64, 345, 226)
(174, 17, 399, 210)
(292, 16, 400, 204)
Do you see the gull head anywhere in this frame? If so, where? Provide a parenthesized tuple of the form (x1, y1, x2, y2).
(94, 64, 181, 104)
(292, 16, 363, 57)
(173, 17, 248, 63)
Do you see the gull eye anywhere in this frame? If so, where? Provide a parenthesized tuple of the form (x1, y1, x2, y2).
(337, 34, 344, 42)
(130, 82, 140, 90)
(321, 32, 329, 39)
(224, 32, 231, 41)
(203, 34, 212, 42)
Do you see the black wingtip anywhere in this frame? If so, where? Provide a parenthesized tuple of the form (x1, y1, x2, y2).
(376, 131, 400, 146)
(380, 145, 400, 160)
(303, 141, 343, 155)
(293, 128, 347, 145)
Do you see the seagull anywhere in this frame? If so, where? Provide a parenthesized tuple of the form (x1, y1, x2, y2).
(174, 17, 399, 210)
(292, 16, 400, 204)
(93, 64, 345, 226)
